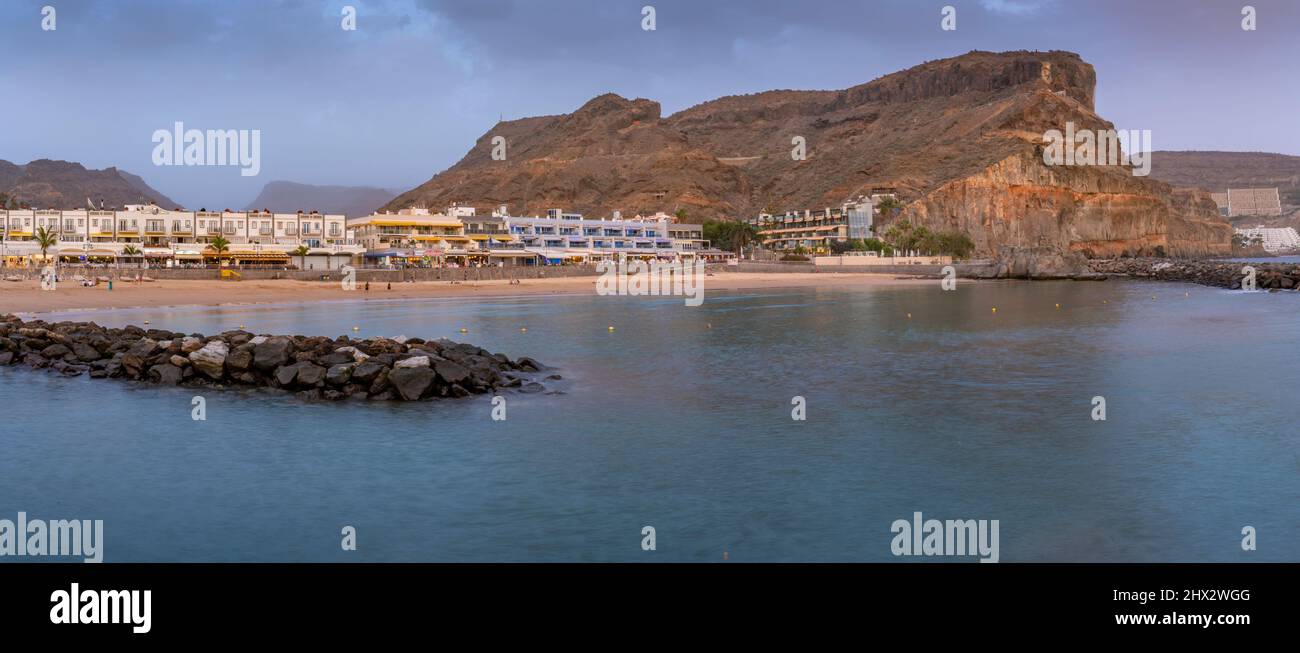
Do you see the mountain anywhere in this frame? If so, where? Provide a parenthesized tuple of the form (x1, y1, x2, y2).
(386, 49, 1231, 257)
(1148, 151, 1300, 205)
(0, 159, 179, 209)
(245, 181, 400, 218)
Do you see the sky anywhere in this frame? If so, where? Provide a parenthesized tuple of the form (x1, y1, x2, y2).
(1, 0, 1297, 209)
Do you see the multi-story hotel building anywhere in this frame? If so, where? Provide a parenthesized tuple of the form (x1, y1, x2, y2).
(349, 205, 727, 266)
(348, 205, 533, 266)
(0, 204, 361, 268)
(747, 196, 882, 253)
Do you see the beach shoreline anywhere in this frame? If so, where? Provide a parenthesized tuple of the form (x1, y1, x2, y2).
(1, 271, 940, 316)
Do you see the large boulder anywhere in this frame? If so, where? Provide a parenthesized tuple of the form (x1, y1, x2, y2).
(275, 364, 301, 387)
(188, 341, 229, 380)
(434, 360, 470, 386)
(350, 360, 387, 385)
(254, 336, 294, 372)
(335, 346, 370, 363)
(225, 345, 254, 372)
(121, 338, 159, 376)
(71, 342, 102, 362)
(148, 363, 185, 386)
(325, 364, 354, 386)
(394, 355, 431, 369)
(388, 366, 435, 400)
(41, 343, 72, 360)
(294, 363, 327, 388)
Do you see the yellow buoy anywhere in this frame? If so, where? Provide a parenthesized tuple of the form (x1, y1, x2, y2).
(143, 320, 150, 325)
(906, 313, 912, 319)
(459, 328, 468, 333)
(1055, 303, 1060, 309)
(608, 326, 615, 332)
(520, 327, 527, 333)
(238, 324, 245, 329)
(1103, 300, 1108, 304)
(991, 307, 997, 313)
(352, 326, 360, 332)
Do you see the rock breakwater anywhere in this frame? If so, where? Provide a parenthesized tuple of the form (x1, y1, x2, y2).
(0, 315, 550, 401)
(1088, 259, 1300, 290)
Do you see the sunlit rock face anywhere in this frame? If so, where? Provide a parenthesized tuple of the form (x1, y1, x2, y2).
(387, 50, 1230, 258)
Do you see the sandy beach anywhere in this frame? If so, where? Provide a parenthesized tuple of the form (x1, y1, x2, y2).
(0, 271, 937, 316)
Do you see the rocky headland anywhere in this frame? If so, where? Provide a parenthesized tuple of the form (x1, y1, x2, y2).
(0, 315, 550, 401)
(388, 50, 1231, 258)
(969, 246, 1107, 280)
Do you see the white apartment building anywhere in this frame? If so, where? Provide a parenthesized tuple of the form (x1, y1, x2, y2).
(1235, 227, 1300, 252)
(349, 205, 728, 266)
(0, 204, 362, 268)
(498, 207, 721, 264)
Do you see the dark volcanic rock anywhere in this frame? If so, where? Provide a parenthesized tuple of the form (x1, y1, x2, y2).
(254, 336, 294, 372)
(388, 366, 435, 400)
(326, 363, 354, 386)
(71, 342, 102, 362)
(148, 363, 184, 386)
(275, 363, 301, 387)
(295, 363, 327, 388)
(434, 360, 470, 386)
(226, 345, 254, 372)
(0, 314, 549, 403)
(41, 343, 73, 360)
(1088, 258, 1300, 290)
(350, 361, 386, 386)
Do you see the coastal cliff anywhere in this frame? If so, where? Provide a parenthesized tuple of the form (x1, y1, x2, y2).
(387, 50, 1230, 258)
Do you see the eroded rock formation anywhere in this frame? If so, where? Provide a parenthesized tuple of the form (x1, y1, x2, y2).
(387, 50, 1231, 258)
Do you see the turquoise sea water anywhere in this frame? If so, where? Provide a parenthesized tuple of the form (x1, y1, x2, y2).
(1, 279, 1297, 562)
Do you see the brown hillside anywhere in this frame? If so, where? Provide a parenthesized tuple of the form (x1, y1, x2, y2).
(0, 159, 179, 209)
(387, 50, 1230, 257)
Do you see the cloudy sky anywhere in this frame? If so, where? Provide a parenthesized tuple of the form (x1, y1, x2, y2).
(1, 0, 1296, 208)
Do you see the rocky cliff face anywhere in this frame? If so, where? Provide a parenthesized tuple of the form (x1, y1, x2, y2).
(388, 50, 1230, 257)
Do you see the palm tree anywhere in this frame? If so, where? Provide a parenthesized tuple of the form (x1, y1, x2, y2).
(34, 226, 57, 263)
(290, 244, 310, 269)
(208, 235, 231, 266)
(121, 244, 141, 269)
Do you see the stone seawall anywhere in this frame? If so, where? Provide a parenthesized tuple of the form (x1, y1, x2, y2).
(0, 315, 554, 402)
(1089, 258, 1300, 290)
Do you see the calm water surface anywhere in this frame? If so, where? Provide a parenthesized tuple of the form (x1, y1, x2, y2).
(2, 280, 1297, 561)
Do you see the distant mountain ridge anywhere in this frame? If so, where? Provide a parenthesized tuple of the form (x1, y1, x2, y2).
(0, 159, 178, 209)
(245, 181, 399, 218)
(1148, 151, 1300, 204)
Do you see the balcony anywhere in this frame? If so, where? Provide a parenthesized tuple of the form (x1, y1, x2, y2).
(223, 226, 238, 235)
(259, 228, 272, 236)
(284, 227, 298, 236)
